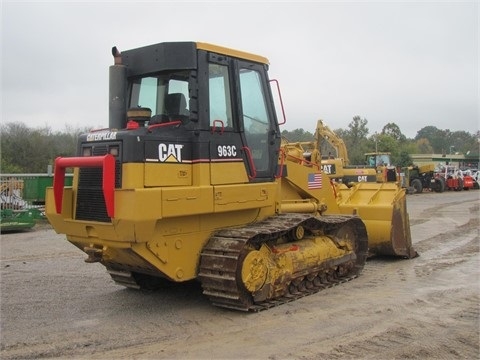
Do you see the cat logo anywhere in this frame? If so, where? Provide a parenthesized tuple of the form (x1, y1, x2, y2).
(158, 143, 184, 162)
(321, 164, 336, 174)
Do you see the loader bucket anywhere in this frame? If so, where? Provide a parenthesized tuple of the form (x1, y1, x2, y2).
(334, 182, 417, 258)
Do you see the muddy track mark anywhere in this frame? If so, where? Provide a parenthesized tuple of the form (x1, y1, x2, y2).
(409, 198, 478, 227)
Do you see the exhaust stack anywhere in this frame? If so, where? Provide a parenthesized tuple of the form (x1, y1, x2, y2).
(109, 46, 127, 129)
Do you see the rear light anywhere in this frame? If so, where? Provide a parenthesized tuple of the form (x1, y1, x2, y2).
(82, 147, 92, 156)
(109, 145, 119, 157)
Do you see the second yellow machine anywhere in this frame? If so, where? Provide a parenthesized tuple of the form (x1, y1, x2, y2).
(46, 42, 416, 311)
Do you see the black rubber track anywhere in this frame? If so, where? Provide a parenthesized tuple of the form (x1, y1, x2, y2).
(198, 213, 368, 311)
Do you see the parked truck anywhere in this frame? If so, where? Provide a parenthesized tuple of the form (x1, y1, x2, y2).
(401, 164, 445, 194)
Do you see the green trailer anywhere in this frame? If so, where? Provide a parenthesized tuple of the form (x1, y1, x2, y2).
(0, 208, 39, 232)
(2, 173, 73, 205)
(1, 173, 72, 231)
(22, 174, 74, 205)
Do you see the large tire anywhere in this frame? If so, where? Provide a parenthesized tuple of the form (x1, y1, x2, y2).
(433, 177, 445, 193)
(411, 178, 423, 194)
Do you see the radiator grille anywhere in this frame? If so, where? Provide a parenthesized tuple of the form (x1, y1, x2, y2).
(75, 144, 121, 222)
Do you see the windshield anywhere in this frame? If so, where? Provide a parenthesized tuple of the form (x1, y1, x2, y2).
(375, 154, 391, 166)
(129, 71, 190, 124)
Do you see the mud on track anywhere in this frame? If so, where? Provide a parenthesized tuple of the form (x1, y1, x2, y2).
(1, 191, 479, 359)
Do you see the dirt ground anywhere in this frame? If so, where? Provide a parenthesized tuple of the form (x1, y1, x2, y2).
(1, 191, 479, 359)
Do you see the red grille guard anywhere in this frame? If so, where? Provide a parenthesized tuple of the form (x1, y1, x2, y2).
(53, 155, 115, 218)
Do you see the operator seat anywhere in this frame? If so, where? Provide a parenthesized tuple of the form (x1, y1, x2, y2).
(165, 93, 190, 123)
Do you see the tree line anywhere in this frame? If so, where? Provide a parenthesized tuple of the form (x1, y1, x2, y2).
(1, 123, 89, 173)
(1, 118, 478, 173)
(282, 116, 479, 167)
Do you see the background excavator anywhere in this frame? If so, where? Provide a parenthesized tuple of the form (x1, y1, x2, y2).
(46, 42, 416, 311)
(286, 120, 398, 185)
(309, 121, 445, 193)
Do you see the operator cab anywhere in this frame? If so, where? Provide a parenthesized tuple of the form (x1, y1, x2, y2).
(112, 42, 282, 182)
(365, 153, 392, 167)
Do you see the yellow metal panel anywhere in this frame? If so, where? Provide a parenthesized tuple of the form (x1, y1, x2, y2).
(45, 187, 74, 231)
(418, 163, 435, 172)
(141, 216, 206, 280)
(122, 163, 144, 188)
(281, 157, 340, 212)
(139, 231, 208, 281)
(210, 162, 249, 185)
(115, 188, 162, 221)
(162, 186, 214, 217)
(192, 163, 211, 186)
(145, 163, 192, 187)
(197, 209, 261, 231)
(335, 182, 414, 257)
(214, 183, 276, 212)
(196, 42, 269, 64)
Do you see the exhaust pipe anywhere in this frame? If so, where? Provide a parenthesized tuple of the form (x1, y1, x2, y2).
(109, 46, 127, 129)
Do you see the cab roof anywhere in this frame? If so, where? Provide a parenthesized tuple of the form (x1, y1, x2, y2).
(196, 42, 269, 65)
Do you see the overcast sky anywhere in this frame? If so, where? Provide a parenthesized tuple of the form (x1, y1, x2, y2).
(2, 1, 478, 138)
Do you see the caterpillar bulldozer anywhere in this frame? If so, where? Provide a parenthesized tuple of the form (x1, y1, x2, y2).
(46, 42, 416, 311)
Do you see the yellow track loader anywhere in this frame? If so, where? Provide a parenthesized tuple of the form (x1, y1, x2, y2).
(46, 42, 416, 311)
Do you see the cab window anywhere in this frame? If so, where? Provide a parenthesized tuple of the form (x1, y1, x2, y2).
(239, 68, 270, 171)
(129, 72, 190, 122)
(239, 69, 269, 133)
(209, 63, 233, 127)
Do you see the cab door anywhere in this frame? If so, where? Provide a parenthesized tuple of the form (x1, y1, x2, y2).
(237, 61, 280, 181)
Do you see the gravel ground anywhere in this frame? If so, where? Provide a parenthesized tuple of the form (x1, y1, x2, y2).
(1, 190, 479, 359)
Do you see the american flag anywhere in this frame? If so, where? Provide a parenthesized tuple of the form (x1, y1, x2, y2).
(308, 173, 323, 189)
